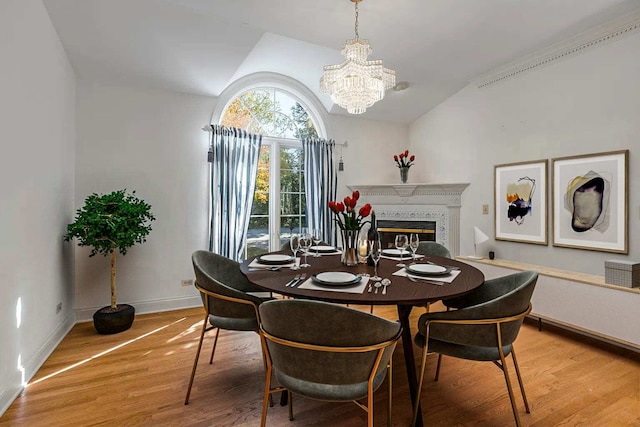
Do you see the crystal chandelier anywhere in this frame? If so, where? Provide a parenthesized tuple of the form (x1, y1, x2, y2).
(320, 0, 395, 114)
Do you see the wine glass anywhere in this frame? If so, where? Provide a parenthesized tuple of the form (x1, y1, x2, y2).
(311, 228, 322, 257)
(409, 233, 420, 263)
(289, 233, 300, 270)
(394, 234, 409, 267)
(369, 239, 382, 281)
(299, 231, 312, 268)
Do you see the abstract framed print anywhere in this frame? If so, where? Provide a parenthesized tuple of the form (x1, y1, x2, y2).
(552, 150, 628, 253)
(494, 159, 548, 245)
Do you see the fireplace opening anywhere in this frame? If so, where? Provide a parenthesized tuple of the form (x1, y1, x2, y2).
(376, 220, 436, 249)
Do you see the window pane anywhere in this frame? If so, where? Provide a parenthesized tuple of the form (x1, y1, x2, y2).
(246, 146, 270, 258)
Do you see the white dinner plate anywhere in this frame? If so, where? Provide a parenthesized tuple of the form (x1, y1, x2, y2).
(256, 254, 295, 265)
(405, 264, 451, 276)
(309, 245, 337, 253)
(382, 248, 411, 256)
(312, 272, 361, 286)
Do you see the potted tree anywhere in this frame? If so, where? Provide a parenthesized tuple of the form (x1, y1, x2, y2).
(64, 189, 155, 334)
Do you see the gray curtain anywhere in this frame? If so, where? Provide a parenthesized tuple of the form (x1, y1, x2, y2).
(303, 138, 337, 245)
(209, 125, 262, 261)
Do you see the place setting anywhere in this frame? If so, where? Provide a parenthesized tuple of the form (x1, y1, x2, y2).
(380, 233, 424, 264)
(305, 244, 342, 257)
(297, 271, 370, 294)
(392, 261, 460, 285)
(247, 253, 300, 270)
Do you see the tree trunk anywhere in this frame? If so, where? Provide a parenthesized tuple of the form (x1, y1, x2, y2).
(110, 251, 117, 309)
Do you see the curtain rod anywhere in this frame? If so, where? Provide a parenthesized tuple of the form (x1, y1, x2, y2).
(201, 125, 348, 147)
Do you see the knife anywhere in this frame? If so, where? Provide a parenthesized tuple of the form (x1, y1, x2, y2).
(290, 273, 306, 287)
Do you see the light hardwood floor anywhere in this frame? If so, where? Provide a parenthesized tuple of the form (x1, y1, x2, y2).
(1, 303, 638, 426)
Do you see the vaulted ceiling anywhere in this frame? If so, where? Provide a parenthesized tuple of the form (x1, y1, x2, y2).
(42, 0, 640, 123)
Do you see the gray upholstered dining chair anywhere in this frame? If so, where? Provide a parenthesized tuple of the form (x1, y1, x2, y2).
(412, 270, 538, 427)
(185, 250, 272, 405)
(417, 241, 452, 258)
(258, 299, 402, 427)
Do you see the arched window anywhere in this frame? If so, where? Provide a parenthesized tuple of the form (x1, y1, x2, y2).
(219, 85, 323, 257)
(221, 88, 318, 139)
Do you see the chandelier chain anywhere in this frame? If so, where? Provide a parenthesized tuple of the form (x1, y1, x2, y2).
(354, 1, 359, 39)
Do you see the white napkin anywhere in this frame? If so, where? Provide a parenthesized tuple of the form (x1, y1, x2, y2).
(392, 267, 460, 283)
(248, 257, 300, 269)
(297, 275, 369, 294)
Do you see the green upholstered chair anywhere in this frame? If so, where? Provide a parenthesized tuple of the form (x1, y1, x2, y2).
(412, 270, 538, 427)
(184, 250, 272, 404)
(417, 241, 452, 258)
(258, 299, 402, 427)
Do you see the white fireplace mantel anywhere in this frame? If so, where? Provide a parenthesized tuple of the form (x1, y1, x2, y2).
(347, 183, 470, 205)
(347, 183, 470, 256)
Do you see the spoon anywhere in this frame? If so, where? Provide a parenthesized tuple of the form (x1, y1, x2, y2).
(381, 278, 391, 294)
(374, 282, 382, 294)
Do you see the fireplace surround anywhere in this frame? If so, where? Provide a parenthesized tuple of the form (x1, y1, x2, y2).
(347, 183, 470, 256)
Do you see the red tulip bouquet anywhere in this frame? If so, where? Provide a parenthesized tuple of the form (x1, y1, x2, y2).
(328, 190, 372, 265)
(328, 190, 372, 231)
(393, 149, 415, 168)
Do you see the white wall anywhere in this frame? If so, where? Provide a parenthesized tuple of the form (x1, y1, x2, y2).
(409, 31, 640, 276)
(329, 114, 410, 197)
(73, 80, 409, 318)
(74, 81, 213, 319)
(0, 0, 76, 414)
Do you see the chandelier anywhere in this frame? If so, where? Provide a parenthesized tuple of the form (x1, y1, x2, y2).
(320, 0, 395, 114)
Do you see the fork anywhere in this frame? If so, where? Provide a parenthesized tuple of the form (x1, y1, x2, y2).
(290, 273, 306, 287)
(285, 274, 301, 287)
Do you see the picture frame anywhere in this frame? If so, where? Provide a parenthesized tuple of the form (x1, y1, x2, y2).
(494, 159, 548, 245)
(552, 150, 628, 253)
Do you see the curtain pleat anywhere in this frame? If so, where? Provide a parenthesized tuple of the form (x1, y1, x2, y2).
(209, 125, 262, 261)
(303, 138, 337, 245)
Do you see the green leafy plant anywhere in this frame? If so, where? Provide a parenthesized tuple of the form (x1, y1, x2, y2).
(64, 190, 155, 310)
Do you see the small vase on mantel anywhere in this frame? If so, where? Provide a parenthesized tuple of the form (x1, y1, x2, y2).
(399, 167, 410, 183)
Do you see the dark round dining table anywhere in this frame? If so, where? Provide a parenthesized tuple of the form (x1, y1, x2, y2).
(240, 252, 484, 427)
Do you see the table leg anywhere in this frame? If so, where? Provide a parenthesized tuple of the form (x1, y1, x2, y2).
(397, 304, 423, 427)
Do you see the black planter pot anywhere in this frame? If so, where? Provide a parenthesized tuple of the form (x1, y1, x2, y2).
(93, 304, 135, 334)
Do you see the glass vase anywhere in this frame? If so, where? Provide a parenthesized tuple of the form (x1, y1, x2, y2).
(341, 229, 359, 266)
(400, 167, 409, 183)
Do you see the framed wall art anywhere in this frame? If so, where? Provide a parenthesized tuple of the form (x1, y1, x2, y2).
(552, 150, 628, 253)
(494, 159, 548, 245)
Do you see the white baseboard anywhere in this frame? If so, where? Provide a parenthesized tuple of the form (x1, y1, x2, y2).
(74, 295, 202, 323)
(0, 310, 76, 416)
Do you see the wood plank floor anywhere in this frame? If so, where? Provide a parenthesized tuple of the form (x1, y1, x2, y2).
(1, 303, 638, 426)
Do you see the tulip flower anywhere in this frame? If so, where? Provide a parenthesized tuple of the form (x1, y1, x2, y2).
(327, 192, 372, 232)
(393, 149, 415, 168)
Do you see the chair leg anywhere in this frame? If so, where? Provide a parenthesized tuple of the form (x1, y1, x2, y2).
(499, 347, 522, 427)
(387, 359, 393, 427)
(288, 391, 294, 421)
(367, 381, 374, 427)
(209, 327, 220, 364)
(184, 313, 209, 405)
(260, 364, 273, 427)
(510, 347, 530, 413)
(434, 354, 443, 381)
